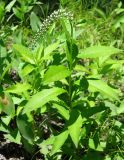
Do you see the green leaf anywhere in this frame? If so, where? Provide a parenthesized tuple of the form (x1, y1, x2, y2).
(0, 63, 11, 83)
(4, 129, 21, 144)
(0, 46, 7, 57)
(16, 114, 34, 144)
(0, 122, 10, 133)
(72, 43, 78, 60)
(53, 103, 69, 120)
(74, 64, 91, 74)
(68, 110, 83, 147)
(115, 101, 124, 115)
(30, 12, 41, 32)
(39, 136, 55, 146)
(21, 64, 35, 77)
(94, 8, 106, 19)
(13, 44, 35, 64)
(13, 7, 23, 20)
(60, 19, 72, 41)
(1, 116, 12, 125)
(113, 15, 124, 29)
(43, 42, 59, 60)
(66, 41, 78, 68)
(78, 46, 121, 59)
(35, 44, 44, 61)
(21, 137, 34, 153)
(23, 88, 65, 114)
(5, 0, 16, 12)
(43, 65, 71, 84)
(39, 136, 55, 155)
(5, 83, 31, 94)
(105, 101, 118, 116)
(105, 155, 111, 160)
(88, 79, 119, 100)
(89, 138, 106, 151)
(0, 2, 5, 21)
(50, 130, 68, 155)
(0, 116, 11, 133)
(66, 41, 72, 67)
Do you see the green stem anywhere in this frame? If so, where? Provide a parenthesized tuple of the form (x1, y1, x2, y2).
(68, 20, 73, 107)
(69, 74, 72, 107)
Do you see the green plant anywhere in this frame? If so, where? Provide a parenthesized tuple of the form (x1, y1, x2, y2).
(1, 2, 124, 160)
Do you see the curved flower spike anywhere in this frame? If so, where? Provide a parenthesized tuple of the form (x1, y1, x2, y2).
(29, 9, 73, 50)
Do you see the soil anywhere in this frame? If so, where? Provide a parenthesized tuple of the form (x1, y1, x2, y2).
(0, 132, 43, 160)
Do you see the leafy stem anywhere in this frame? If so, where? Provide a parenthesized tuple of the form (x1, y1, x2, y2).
(68, 20, 74, 107)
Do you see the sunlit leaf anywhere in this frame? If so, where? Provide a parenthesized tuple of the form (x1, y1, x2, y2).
(39, 136, 55, 155)
(5, 0, 16, 12)
(53, 103, 69, 120)
(43, 42, 59, 60)
(4, 129, 21, 144)
(5, 83, 31, 94)
(78, 46, 121, 59)
(23, 87, 65, 113)
(68, 110, 83, 147)
(13, 44, 35, 64)
(21, 64, 35, 76)
(0, 1, 5, 21)
(50, 130, 68, 155)
(13, 7, 23, 20)
(43, 65, 71, 84)
(113, 15, 124, 29)
(88, 79, 119, 100)
(74, 64, 90, 74)
(89, 138, 106, 151)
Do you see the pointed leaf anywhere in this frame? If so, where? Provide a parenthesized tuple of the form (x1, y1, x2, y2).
(44, 42, 59, 60)
(89, 138, 106, 151)
(50, 130, 68, 155)
(53, 103, 69, 120)
(68, 110, 83, 147)
(30, 12, 41, 32)
(23, 88, 65, 114)
(5, 0, 16, 12)
(88, 80, 119, 100)
(5, 83, 31, 94)
(4, 129, 21, 144)
(13, 44, 35, 64)
(78, 46, 121, 59)
(74, 64, 91, 74)
(43, 65, 71, 84)
(21, 64, 35, 76)
(16, 114, 34, 144)
(39, 136, 55, 155)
